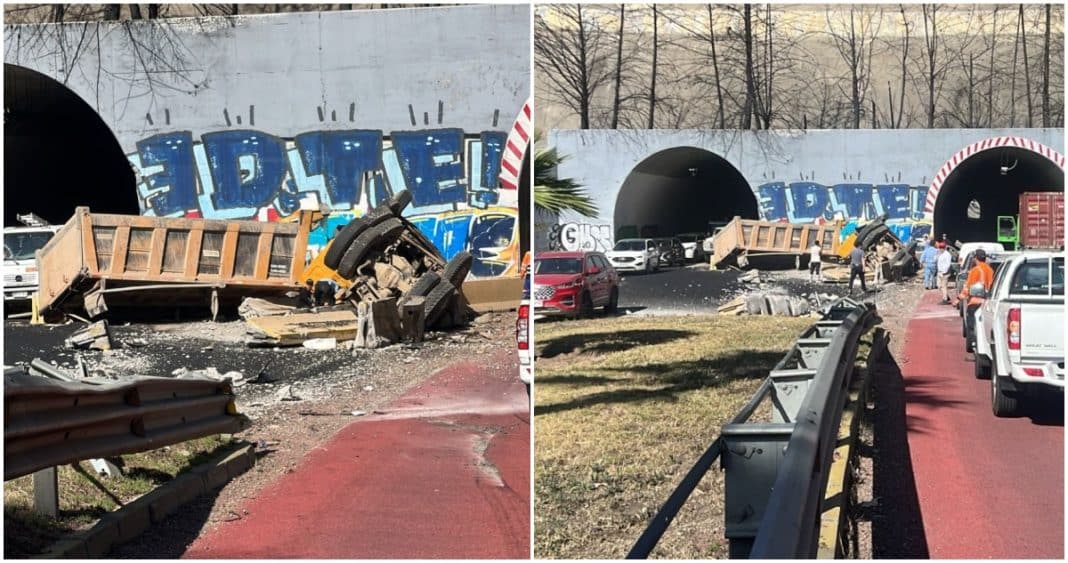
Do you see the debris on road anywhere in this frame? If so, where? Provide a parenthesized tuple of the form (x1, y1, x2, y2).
(64, 320, 113, 351)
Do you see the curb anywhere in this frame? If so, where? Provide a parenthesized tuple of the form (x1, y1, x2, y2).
(35, 442, 256, 559)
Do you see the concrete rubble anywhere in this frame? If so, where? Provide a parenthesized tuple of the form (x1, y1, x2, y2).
(241, 190, 475, 349)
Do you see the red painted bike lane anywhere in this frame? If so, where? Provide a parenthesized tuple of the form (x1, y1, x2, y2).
(184, 348, 530, 559)
(899, 291, 1063, 559)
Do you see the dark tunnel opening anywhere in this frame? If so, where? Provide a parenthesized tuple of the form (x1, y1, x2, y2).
(614, 146, 757, 240)
(933, 146, 1064, 244)
(4, 64, 138, 227)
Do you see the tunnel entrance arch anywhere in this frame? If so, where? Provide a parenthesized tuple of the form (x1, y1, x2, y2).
(926, 137, 1065, 243)
(614, 146, 756, 241)
(4, 64, 138, 227)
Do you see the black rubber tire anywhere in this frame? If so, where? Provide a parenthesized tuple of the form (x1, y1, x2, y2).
(443, 251, 474, 288)
(336, 218, 405, 279)
(387, 190, 413, 216)
(424, 280, 457, 328)
(856, 225, 890, 250)
(604, 287, 619, 314)
(578, 292, 594, 318)
(992, 373, 1018, 417)
(974, 352, 990, 380)
(407, 271, 441, 298)
(323, 206, 394, 269)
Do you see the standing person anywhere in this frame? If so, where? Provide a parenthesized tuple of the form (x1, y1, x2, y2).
(920, 238, 938, 289)
(848, 245, 867, 295)
(959, 249, 995, 349)
(936, 242, 954, 304)
(808, 242, 822, 281)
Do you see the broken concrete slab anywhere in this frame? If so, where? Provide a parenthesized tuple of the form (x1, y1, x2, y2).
(246, 310, 360, 347)
(64, 321, 114, 351)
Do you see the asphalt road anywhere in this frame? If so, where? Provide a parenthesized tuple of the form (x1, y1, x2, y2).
(616, 266, 742, 313)
(181, 347, 530, 558)
(899, 291, 1063, 558)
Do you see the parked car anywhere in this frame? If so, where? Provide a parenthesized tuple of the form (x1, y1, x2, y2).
(654, 237, 685, 267)
(3, 221, 61, 304)
(958, 251, 1019, 351)
(957, 242, 1005, 268)
(677, 233, 708, 262)
(606, 238, 660, 273)
(973, 252, 1064, 416)
(517, 265, 532, 397)
(532, 251, 620, 318)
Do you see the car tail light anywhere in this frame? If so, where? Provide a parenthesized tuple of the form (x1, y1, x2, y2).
(1007, 307, 1021, 350)
(1022, 367, 1044, 377)
(516, 305, 529, 350)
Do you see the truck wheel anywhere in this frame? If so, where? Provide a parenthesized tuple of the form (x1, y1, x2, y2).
(336, 218, 405, 279)
(442, 251, 473, 288)
(974, 353, 990, 379)
(991, 373, 1018, 417)
(323, 206, 393, 269)
(406, 271, 441, 298)
(424, 280, 457, 328)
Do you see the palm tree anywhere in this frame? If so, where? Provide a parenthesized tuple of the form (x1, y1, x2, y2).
(534, 132, 598, 218)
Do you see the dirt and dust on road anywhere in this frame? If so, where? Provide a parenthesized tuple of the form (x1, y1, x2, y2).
(3, 309, 523, 557)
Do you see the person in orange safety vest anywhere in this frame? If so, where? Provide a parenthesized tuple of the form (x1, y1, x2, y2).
(961, 248, 994, 352)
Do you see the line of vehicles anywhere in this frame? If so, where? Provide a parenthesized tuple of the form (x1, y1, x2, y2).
(953, 243, 1064, 417)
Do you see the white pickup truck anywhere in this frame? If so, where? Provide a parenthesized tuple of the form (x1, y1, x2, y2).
(973, 252, 1064, 416)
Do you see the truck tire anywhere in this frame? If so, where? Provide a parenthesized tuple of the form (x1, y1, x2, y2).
(387, 190, 413, 216)
(323, 206, 394, 269)
(442, 251, 474, 288)
(336, 218, 405, 279)
(424, 280, 457, 328)
(974, 352, 990, 379)
(991, 373, 1019, 417)
(407, 271, 441, 298)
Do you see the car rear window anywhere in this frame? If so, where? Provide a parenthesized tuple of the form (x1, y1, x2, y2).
(1010, 257, 1064, 296)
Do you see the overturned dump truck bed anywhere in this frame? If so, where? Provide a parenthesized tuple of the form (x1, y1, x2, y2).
(711, 217, 841, 269)
(36, 207, 313, 317)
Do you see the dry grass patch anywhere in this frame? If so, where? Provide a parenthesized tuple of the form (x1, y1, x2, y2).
(3, 435, 232, 557)
(534, 314, 813, 559)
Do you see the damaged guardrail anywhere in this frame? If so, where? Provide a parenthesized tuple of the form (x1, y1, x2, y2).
(627, 297, 878, 559)
(3, 369, 250, 481)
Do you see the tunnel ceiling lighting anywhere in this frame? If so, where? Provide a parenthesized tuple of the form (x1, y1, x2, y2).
(1000, 159, 1018, 176)
(688, 167, 698, 176)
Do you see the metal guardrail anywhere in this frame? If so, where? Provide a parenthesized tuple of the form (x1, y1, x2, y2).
(627, 297, 877, 559)
(4, 369, 250, 481)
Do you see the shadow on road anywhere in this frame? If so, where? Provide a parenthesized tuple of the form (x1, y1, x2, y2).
(867, 351, 930, 558)
(538, 329, 696, 359)
(534, 350, 782, 416)
(900, 378, 969, 435)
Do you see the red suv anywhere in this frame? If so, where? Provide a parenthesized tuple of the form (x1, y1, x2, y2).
(533, 251, 620, 318)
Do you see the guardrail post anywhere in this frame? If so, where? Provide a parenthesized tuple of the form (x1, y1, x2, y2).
(721, 424, 793, 558)
(33, 466, 59, 518)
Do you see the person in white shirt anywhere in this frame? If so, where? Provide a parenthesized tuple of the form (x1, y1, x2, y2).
(936, 242, 954, 304)
(808, 243, 822, 281)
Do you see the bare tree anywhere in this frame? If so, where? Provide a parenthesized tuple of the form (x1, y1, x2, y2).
(742, 4, 756, 129)
(826, 5, 884, 128)
(647, 4, 658, 129)
(1042, 3, 1051, 126)
(611, 4, 625, 128)
(1021, 4, 1033, 127)
(918, 4, 939, 128)
(534, 5, 612, 129)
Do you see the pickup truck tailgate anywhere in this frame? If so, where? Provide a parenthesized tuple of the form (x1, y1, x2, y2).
(1020, 305, 1065, 359)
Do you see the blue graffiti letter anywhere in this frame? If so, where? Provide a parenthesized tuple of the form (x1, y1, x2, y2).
(136, 131, 198, 216)
(202, 130, 288, 211)
(295, 130, 383, 208)
(390, 129, 466, 207)
(875, 184, 911, 220)
(473, 131, 507, 208)
(787, 182, 829, 222)
(758, 182, 787, 220)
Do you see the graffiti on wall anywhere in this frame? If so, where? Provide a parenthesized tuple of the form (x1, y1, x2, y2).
(547, 223, 613, 252)
(756, 182, 930, 224)
(127, 127, 519, 275)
